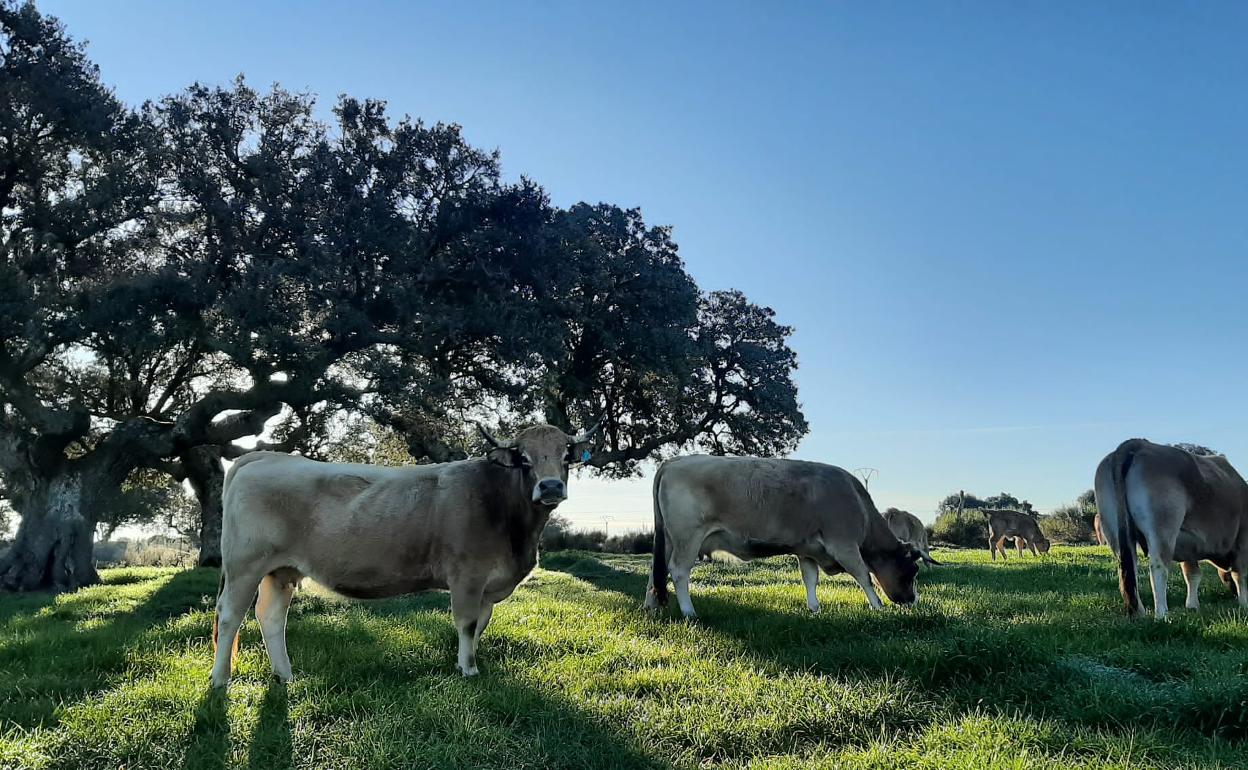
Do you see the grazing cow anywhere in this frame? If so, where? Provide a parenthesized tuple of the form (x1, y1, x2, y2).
(644, 455, 922, 617)
(882, 508, 942, 566)
(986, 510, 1050, 560)
(210, 422, 599, 687)
(1094, 438, 1248, 618)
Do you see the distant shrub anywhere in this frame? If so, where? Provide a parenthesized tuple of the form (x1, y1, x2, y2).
(541, 520, 653, 554)
(604, 531, 653, 554)
(95, 538, 196, 568)
(930, 510, 987, 547)
(1041, 503, 1097, 544)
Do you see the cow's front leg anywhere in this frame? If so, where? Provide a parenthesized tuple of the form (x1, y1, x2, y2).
(830, 546, 883, 609)
(450, 581, 486, 676)
(798, 557, 821, 612)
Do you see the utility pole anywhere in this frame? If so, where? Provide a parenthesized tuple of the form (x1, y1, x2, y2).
(854, 468, 878, 490)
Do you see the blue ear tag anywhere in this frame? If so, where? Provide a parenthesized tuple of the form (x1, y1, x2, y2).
(581, 449, 592, 463)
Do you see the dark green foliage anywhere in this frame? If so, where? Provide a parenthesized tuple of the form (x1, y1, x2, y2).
(1041, 491, 1099, 544)
(0, 3, 805, 590)
(930, 509, 987, 547)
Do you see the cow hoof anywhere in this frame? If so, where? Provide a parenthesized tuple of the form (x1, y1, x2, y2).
(807, 605, 820, 614)
(459, 666, 480, 677)
(209, 676, 230, 689)
(272, 672, 295, 684)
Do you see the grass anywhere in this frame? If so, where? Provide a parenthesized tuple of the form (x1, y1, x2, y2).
(2, 547, 1248, 769)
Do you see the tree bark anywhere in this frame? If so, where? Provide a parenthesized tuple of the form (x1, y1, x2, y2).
(184, 446, 224, 568)
(0, 469, 100, 592)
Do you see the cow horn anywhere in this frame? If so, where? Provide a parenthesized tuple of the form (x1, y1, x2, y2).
(475, 422, 512, 449)
(570, 418, 603, 444)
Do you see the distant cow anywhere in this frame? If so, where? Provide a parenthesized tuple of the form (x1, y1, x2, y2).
(645, 455, 921, 618)
(210, 422, 598, 687)
(1094, 438, 1248, 618)
(985, 509, 1050, 560)
(882, 508, 941, 566)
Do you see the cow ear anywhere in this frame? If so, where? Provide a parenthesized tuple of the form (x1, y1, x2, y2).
(488, 447, 528, 469)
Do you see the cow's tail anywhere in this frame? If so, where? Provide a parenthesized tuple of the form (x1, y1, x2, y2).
(649, 464, 669, 608)
(1112, 441, 1142, 616)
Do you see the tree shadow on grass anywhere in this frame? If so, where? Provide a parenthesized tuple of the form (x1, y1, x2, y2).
(0, 567, 217, 729)
(544, 552, 1248, 750)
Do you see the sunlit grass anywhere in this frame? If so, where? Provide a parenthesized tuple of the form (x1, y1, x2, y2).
(1, 547, 1247, 768)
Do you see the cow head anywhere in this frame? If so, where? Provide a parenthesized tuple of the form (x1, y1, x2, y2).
(868, 543, 922, 605)
(478, 421, 602, 507)
(1035, 537, 1052, 554)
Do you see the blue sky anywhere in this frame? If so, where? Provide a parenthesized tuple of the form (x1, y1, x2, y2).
(43, 1, 1248, 528)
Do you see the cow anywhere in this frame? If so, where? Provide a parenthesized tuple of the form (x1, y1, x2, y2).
(882, 508, 942, 566)
(644, 455, 922, 618)
(209, 422, 599, 687)
(985, 509, 1050, 560)
(1094, 438, 1248, 618)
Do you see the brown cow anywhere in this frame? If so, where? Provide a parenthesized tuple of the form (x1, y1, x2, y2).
(882, 508, 942, 566)
(1094, 438, 1248, 618)
(985, 509, 1050, 560)
(209, 422, 598, 687)
(645, 455, 921, 617)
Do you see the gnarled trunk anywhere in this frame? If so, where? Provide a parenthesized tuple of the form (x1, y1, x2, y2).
(185, 446, 224, 567)
(0, 470, 99, 592)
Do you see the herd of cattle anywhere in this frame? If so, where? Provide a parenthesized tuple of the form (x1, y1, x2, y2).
(207, 427, 1248, 687)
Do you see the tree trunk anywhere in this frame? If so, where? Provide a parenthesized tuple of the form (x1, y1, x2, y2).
(185, 446, 224, 568)
(0, 469, 100, 592)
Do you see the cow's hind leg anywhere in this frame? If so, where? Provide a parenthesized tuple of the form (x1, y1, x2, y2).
(1180, 561, 1202, 610)
(210, 568, 264, 688)
(450, 581, 486, 676)
(256, 570, 298, 682)
(1230, 554, 1248, 610)
(799, 557, 821, 612)
(1015, 537, 1025, 557)
(996, 537, 1009, 561)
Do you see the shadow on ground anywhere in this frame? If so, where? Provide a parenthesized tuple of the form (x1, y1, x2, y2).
(544, 550, 1248, 746)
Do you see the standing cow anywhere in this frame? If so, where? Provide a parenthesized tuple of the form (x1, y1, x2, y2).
(1094, 438, 1248, 618)
(882, 508, 942, 566)
(645, 455, 921, 618)
(210, 422, 598, 687)
(985, 509, 1050, 560)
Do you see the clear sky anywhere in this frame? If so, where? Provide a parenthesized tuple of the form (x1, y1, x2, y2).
(42, 1, 1248, 529)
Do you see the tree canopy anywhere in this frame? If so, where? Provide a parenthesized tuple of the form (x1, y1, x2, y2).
(0, 2, 807, 591)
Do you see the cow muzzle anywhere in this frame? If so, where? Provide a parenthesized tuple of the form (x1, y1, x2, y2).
(534, 478, 566, 506)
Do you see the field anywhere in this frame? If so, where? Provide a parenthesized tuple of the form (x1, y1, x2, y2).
(3, 547, 1248, 769)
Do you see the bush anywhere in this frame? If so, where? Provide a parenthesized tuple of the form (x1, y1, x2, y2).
(1041, 503, 1097, 544)
(94, 538, 196, 568)
(930, 510, 987, 547)
(541, 523, 654, 554)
